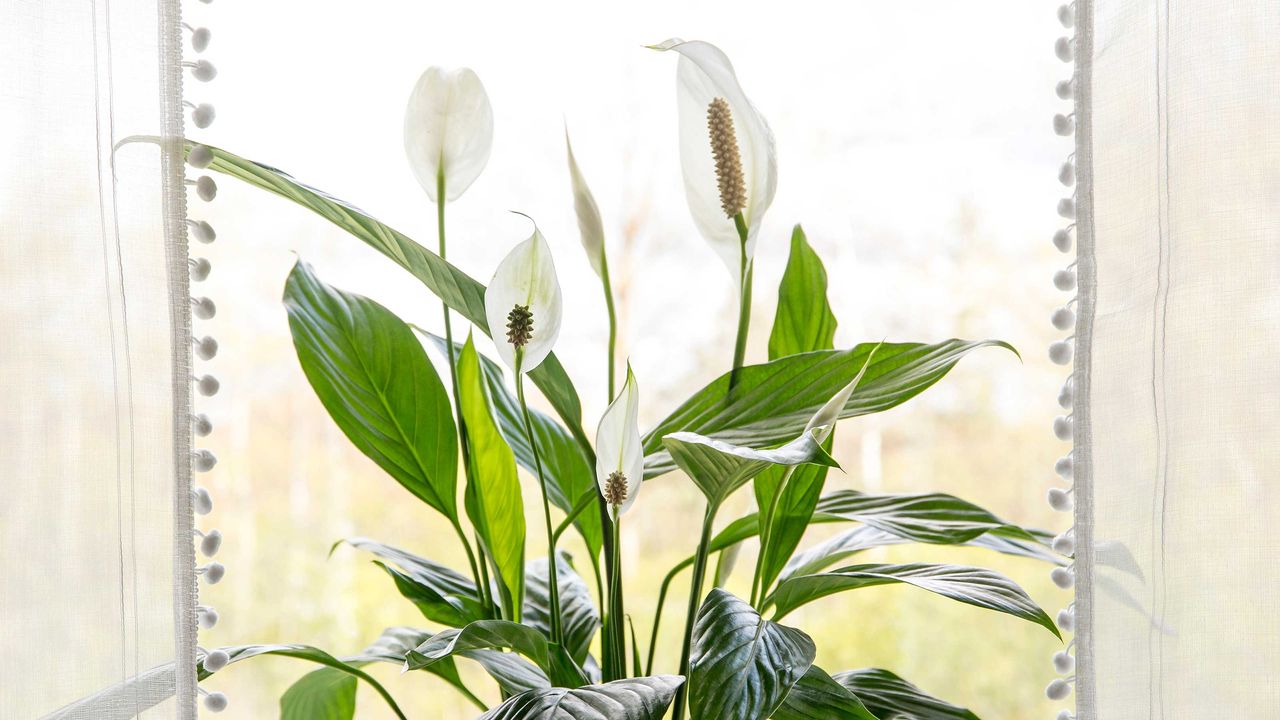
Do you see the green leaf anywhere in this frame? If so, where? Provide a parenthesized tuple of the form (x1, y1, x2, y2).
(689, 589, 816, 720)
(643, 340, 1015, 478)
(333, 538, 487, 627)
(768, 225, 836, 361)
(458, 334, 526, 619)
(769, 563, 1060, 638)
(195, 644, 406, 719)
(281, 667, 357, 720)
(524, 553, 601, 665)
(171, 139, 587, 448)
(772, 664, 877, 720)
(662, 431, 837, 510)
(478, 676, 685, 720)
(833, 668, 980, 720)
(429, 332, 602, 559)
(405, 620, 588, 688)
(283, 260, 457, 521)
(811, 490, 1043, 545)
(372, 626, 549, 697)
(753, 455, 830, 600)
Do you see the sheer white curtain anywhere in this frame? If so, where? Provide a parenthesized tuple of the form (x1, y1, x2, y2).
(1073, 0, 1280, 717)
(0, 0, 196, 717)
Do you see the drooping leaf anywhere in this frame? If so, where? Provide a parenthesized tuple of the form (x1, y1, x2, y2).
(370, 626, 549, 697)
(833, 668, 980, 720)
(643, 340, 1015, 478)
(458, 335, 526, 619)
(772, 664, 877, 720)
(429, 332, 602, 559)
(478, 675, 685, 720)
(689, 589, 815, 720)
(195, 644, 406, 719)
(662, 431, 837, 510)
(524, 554, 601, 665)
(333, 538, 487, 627)
(283, 260, 457, 521)
(768, 225, 837, 360)
(166, 139, 587, 447)
(769, 563, 1060, 638)
(280, 667, 357, 720)
(810, 490, 1043, 545)
(405, 620, 588, 689)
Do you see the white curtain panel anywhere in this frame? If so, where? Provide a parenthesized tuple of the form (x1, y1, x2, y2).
(0, 0, 197, 717)
(1073, 0, 1280, 718)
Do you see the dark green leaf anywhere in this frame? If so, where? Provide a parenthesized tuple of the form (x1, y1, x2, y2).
(811, 490, 1043, 545)
(689, 589, 815, 720)
(478, 676, 685, 720)
(368, 626, 549, 697)
(768, 225, 837, 361)
(772, 664, 877, 720)
(173, 140, 587, 446)
(429, 332, 602, 559)
(662, 431, 837, 510)
(333, 538, 487, 627)
(524, 553, 601, 665)
(833, 668, 980, 720)
(643, 340, 1015, 478)
(769, 563, 1060, 638)
(281, 667, 357, 720)
(283, 260, 457, 521)
(458, 335, 526, 619)
(405, 620, 588, 688)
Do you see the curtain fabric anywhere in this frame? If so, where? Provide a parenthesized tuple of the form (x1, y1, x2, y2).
(1074, 0, 1280, 717)
(0, 0, 195, 717)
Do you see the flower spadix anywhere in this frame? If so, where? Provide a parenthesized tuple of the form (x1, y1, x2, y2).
(484, 227, 563, 373)
(649, 38, 777, 283)
(404, 66, 494, 202)
(596, 366, 642, 518)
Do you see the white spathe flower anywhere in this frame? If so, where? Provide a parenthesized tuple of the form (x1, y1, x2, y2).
(484, 227, 563, 373)
(404, 66, 494, 202)
(565, 129, 606, 279)
(651, 38, 777, 283)
(596, 366, 643, 518)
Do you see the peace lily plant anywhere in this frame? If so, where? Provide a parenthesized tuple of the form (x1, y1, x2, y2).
(105, 38, 1067, 720)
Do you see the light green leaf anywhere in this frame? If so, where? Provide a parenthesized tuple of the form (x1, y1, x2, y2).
(478, 676, 685, 720)
(166, 139, 587, 447)
(429, 332, 602, 559)
(458, 334, 526, 620)
(196, 644, 406, 719)
(643, 340, 1015, 478)
(405, 620, 588, 689)
(768, 225, 836, 360)
(524, 553, 600, 665)
(283, 260, 457, 521)
(689, 589, 815, 720)
(752, 461, 829, 598)
(662, 430, 837, 510)
(833, 668, 980, 720)
(769, 563, 1060, 638)
(280, 667, 356, 720)
(771, 664, 877, 720)
(333, 538, 487, 627)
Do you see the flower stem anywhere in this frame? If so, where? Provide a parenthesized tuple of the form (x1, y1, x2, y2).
(729, 212, 752, 388)
(605, 514, 626, 680)
(515, 354, 564, 646)
(672, 502, 719, 720)
(599, 253, 619, 399)
(646, 553, 695, 675)
(436, 175, 488, 613)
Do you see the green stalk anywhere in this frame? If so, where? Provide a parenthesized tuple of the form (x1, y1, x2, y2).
(435, 173, 487, 612)
(606, 514, 626, 680)
(750, 465, 798, 608)
(729, 213, 752, 388)
(516, 352, 564, 646)
(599, 253, 619, 399)
(672, 503, 719, 720)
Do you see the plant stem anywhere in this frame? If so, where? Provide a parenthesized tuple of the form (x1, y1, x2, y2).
(516, 354, 564, 646)
(646, 554, 695, 675)
(599, 253, 619, 399)
(551, 489, 597, 544)
(606, 514, 626, 680)
(729, 212, 752, 388)
(750, 465, 797, 608)
(435, 175, 488, 612)
(672, 503, 719, 720)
